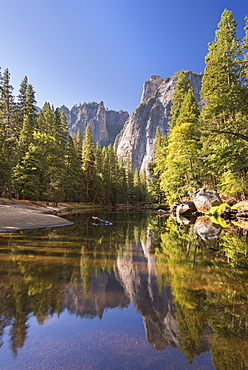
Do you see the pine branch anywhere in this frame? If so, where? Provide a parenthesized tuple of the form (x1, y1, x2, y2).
(210, 129, 248, 142)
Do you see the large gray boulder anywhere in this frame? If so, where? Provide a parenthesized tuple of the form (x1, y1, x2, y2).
(191, 188, 222, 212)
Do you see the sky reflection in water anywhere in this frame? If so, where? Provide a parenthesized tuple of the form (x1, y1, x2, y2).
(0, 211, 247, 369)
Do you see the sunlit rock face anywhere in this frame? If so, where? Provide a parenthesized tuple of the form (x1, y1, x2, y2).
(62, 101, 129, 145)
(115, 238, 179, 350)
(115, 71, 203, 172)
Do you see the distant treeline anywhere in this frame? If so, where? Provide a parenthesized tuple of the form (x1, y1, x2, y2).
(0, 72, 148, 203)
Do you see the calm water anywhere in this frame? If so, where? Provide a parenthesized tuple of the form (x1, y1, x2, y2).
(0, 210, 247, 370)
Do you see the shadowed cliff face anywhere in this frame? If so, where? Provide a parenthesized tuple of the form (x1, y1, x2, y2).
(62, 101, 129, 145)
(115, 71, 203, 171)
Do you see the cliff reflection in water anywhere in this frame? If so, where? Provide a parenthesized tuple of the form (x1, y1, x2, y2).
(0, 211, 247, 369)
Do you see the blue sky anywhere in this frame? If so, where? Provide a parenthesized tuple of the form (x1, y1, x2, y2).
(1, 0, 247, 113)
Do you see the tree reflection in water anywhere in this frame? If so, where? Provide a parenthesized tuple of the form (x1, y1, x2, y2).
(0, 211, 247, 369)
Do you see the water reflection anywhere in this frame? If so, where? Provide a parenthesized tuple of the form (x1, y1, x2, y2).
(0, 211, 247, 369)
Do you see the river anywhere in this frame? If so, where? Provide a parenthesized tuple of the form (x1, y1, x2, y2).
(0, 210, 247, 369)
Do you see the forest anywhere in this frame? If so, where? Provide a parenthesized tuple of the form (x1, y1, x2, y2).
(0, 72, 148, 204)
(0, 9, 248, 205)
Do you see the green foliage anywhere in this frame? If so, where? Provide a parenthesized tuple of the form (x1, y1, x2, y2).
(169, 70, 191, 128)
(160, 81, 201, 202)
(210, 203, 230, 215)
(149, 9, 248, 203)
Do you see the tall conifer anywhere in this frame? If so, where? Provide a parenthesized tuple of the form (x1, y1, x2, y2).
(169, 71, 191, 128)
(201, 9, 245, 129)
(82, 124, 96, 202)
(0, 68, 16, 198)
(200, 10, 248, 194)
(161, 86, 201, 202)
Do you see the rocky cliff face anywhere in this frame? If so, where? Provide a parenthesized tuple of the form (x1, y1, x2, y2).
(114, 71, 203, 172)
(63, 101, 129, 145)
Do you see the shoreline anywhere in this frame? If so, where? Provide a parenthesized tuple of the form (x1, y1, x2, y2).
(0, 198, 151, 232)
(0, 199, 73, 232)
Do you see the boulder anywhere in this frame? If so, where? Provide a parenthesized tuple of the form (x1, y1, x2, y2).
(191, 188, 221, 212)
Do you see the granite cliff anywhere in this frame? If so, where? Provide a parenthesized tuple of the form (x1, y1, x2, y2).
(114, 71, 203, 172)
(62, 101, 129, 145)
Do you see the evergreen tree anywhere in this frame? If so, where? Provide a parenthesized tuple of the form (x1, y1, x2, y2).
(36, 102, 56, 136)
(148, 126, 167, 203)
(200, 9, 248, 194)
(73, 128, 83, 160)
(16, 76, 28, 134)
(201, 9, 245, 129)
(107, 144, 118, 204)
(82, 124, 96, 202)
(17, 114, 33, 156)
(25, 84, 37, 123)
(0, 141, 9, 196)
(140, 169, 149, 202)
(133, 168, 142, 203)
(126, 155, 134, 203)
(243, 16, 248, 87)
(64, 137, 84, 202)
(58, 108, 69, 150)
(0, 68, 16, 198)
(117, 156, 128, 204)
(101, 145, 119, 204)
(160, 86, 201, 202)
(169, 71, 191, 128)
(16, 77, 36, 136)
(93, 142, 104, 203)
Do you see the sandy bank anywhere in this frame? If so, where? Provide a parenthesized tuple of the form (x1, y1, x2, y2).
(0, 199, 73, 232)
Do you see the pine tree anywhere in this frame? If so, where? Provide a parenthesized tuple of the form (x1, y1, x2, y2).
(36, 102, 56, 136)
(126, 155, 134, 203)
(64, 137, 84, 202)
(0, 141, 9, 196)
(201, 9, 245, 130)
(117, 156, 128, 204)
(73, 128, 83, 160)
(169, 71, 191, 128)
(160, 86, 201, 202)
(16, 77, 37, 135)
(58, 108, 69, 150)
(25, 84, 37, 123)
(133, 169, 142, 203)
(82, 124, 96, 202)
(108, 144, 118, 205)
(16, 76, 28, 134)
(148, 126, 167, 203)
(200, 10, 248, 195)
(18, 114, 33, 156)
(243, 16, 248, 89)
(0, 68, 17, 198)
